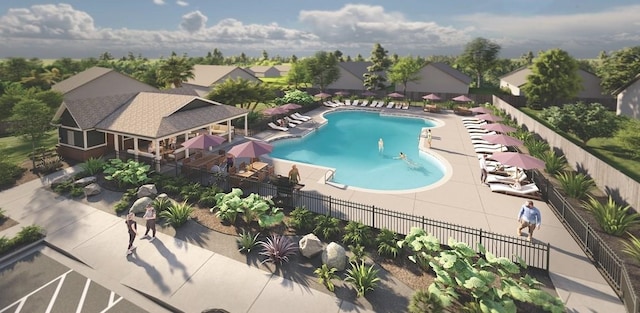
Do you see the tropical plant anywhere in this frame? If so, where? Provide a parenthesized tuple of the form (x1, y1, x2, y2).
(239, 193, 284, 228)
(539, 150, 567, 176)
(199, 186, 224, 207)
(556, 171, 595, 199)
(408, 289, 444, 313)
(103, 159, 152, 188)
(159, 201, 193, 228)
(512, 128, 533, 143)
(622, 232, 640, 265)
(583, 196, 640, 236)
(152, 197, 172, 213)
(313, 215, 341, 240)
(288, 206, 315, 232)
(69, 186, 84, 198)
(258, 234, 298, 265)
(80, 157, 105, 175)
(180, 182, 204, 202)
(12, 225, 45, 245)
(397, 227, 441, 270)
(211, 188, 244, 224)
(155, 52, 194, 88)
(376, 228, 400, 258)
(342, 221, 373, 247)
(344, 261, 381, 298)
(52, 180, 73, 194)
(348, 244, 366, 263)
(237, 229, 260, 253)
(524, 139, 550, 158)
(314, 264, 339, 292)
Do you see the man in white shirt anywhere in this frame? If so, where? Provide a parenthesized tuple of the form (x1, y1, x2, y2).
(479, 154, 488, 185)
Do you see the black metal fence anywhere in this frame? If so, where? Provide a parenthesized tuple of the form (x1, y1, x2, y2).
(533, 171, 638, 313)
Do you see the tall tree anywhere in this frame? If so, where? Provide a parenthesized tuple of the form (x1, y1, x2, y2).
(458, 37, 501, 88)
(205, 78, 263, 110)
(156, 52, 194, 88)
(521, 49, 581, 109)
(304, 51, 340, 91)
(10, 99, 53, 169)
(287, 59, 309, 89)
(521, 51, 534, 65)
(597, 46, 640, 95)
(541, 102, 619, 144)
(387, 57, 422, 95)
(364, 43, 391, 91)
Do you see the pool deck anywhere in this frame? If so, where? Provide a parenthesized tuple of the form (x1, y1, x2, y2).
(253, 105, 625, 313)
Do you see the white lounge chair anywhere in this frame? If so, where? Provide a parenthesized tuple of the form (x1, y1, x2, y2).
(292, 112, 311, 120)
(402, 103, 409, 110)
(475, 146, 508, 154)
(369, 100, 378, 107)
(360, 100, 369, 106)
(387, 102, 395, 108)
(486, 172, 528, 185)
(287, 118, 303, 125)
(462, 117, 481, 122)
(344, 99, 352, 106)
(376, 101, 385, 108)
(268, 122, 288, 131)
(465, 124, 488, 129)
(352, 100, 359, 106)
(489, 183, 541, 199)
(323, 101, 338, 108)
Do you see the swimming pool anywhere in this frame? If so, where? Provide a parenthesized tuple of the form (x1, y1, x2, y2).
(269, 110, 447, 191)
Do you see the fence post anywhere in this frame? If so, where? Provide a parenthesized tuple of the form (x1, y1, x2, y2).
(479, 228, 483, 248)
(372, 205, 376, 229)
(546, 243, 550, 271)
(329, 196, 332, 217)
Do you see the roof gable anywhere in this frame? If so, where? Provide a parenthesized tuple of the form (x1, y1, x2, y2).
(613, 73, 640, 95)
(56, 93, 138, 129)
(187, 65, 258, 87)
(429, 62, 472, 85)
(52, 67, 112, 94)
(339, 61, 375, 81)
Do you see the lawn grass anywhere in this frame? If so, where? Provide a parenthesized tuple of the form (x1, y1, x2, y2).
(520, 107, 640, 182)
(0, 131, 58, 165)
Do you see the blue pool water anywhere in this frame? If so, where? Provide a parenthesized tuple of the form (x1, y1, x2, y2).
(269, 111, 446, 191)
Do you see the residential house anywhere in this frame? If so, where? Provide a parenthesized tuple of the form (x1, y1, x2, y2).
(183, 65, 261, 97)
(52, 67, 250, 168)
(273, 64, 291, 76)
(247, 65, 280, 78)
(613, 73, 640, 119)
(500, 67, 609, 99)
(325, 61, 382, 91)
(397, 62, 472, 95)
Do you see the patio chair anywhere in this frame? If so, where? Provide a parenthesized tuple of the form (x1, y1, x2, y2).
(352, 100, 359, 106)
(489, 182, 541, 199)
(292, 113, 311, 121)
(386, 102, 395, 108)
(345, 99, 352, 106)
(360, 100, 369, 107)
(369, 100, 378, 107)
(475, 146, 508, 154)
(323, 101, 339, 108)
(376, 101, 386, 108)
(402, 103, 409, 110)
(289, 114, 307, 122)
(268, 122, 288, 131)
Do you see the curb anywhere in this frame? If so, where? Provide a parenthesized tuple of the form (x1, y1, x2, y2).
(0, 238, 45, 265)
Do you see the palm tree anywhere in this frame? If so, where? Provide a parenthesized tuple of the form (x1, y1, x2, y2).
(156, 52, 195, 88)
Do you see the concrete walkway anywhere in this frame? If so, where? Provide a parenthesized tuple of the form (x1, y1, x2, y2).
(0, 105, 625, 312)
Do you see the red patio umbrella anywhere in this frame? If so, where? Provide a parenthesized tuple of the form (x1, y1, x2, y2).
(181, 134, 226, 150)
(453, 95, 473, 102)
(422, 93, 441, 101)
(491, 152, 545, 170)
(474, 113, 503, 123)
(481, 123, 517, 134)
(387, 92, 405, 98)
(227, 140, 274, 158)
(469, 106, 493, 114)
(314, 92, 332, 99)
(280, 103, 302, 110)
(481, 134, 523, 147)
(262, 107, 290, 116)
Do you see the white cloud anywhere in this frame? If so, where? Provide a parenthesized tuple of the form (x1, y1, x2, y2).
(180, 10, 206, 33)
(176, 1, 188, 7)
(153, 0, 165, 5)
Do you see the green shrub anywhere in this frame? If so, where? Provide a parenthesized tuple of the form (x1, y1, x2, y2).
(80, 157, 105, 175)
(69, 186, 84, 198)
(376, 228, 400, 258)
(152, 197, 172, 213)
(288, 206, 315, 232)
(114, 200, 130, 213)
(345, 261, 381, 298)
(180, 182, 204, 202)
(512, 129, 533, 143)
(12, 225, 45, 245)
(622, 232, 640, 265)
(0, 161, 24, 187)
(0, 236, 9, 254)
(342, 221, 372, 247)
(103, 159, 152, 188)
(556, 171, 595, 199)
(211, 188, 243, 224)
(348, 244, 366, 263)
(160, 201, 193, 228)
(52, 180, 73, 194)
(0, 207, 5, 219)
(314, 264, 339, 292)
(199, 186, 223, 207)
(237, 229, 260, 253)
(539, 150, 567, 176)
(313, 215, 341, 241)
(583, 196, 640, 236)
(524, 139, 550, 158)
(408, 289, 444, 313)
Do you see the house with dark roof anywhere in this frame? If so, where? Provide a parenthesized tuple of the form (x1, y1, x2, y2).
(184, 65, 261, 97)
(247, 65, 280, 78)
(500, 67, 609, 99)
(273, 64, 291, 76)
(52, 67, 250, 167)
(326, 62, 382, 91)
(613, 73, 640, 119)
(397, 62, 472, 95)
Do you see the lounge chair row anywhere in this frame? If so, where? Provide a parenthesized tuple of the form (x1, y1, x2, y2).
(323, 100, 409, 110)
(267, 113, 312, 132)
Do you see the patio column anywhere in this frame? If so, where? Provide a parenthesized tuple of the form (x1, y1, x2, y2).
(114, 134, 120, 158)
(244, 115, 248, 136)
(153, 139, 161, 172)
(184, 133, 190, 158)
(133, 138, 139, 161)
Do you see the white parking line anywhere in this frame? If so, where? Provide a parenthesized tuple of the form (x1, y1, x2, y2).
(75, 278, 91, 313)
(45, 271, 67, 313)
(0, 269, 72, 313)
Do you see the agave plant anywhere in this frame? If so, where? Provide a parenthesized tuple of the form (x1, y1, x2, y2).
(313, 215, 341, 240)
(342, 221, 373, 247)
(376, 228, 400, 258)
(583, 196, 640, 236)
(159, 201, 193, 228)
(345, 261, 381, 297)
(556, 171, 595, 199)
(237, 229, 260, 253)
(524, 139, 550, 158)
(622, 232, 640, 265)
(258, 234, 298, 265)
(314, 264, 339, 292)
(152, 197, 172, 212)
(539, 150, 567, 176)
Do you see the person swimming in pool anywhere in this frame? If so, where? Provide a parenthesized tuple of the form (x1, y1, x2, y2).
(378, 138, 384, 153)
(394, 152, 406, 160)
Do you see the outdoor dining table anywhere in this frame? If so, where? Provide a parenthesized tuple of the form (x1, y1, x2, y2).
(250, 161, 268, 172)
(188, 153, 222, 169)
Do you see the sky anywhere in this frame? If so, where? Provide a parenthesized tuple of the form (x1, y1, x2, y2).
(0, 1, 639, 60)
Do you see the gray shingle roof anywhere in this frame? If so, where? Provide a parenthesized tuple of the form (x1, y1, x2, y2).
(62, 93, 138, 129)
(339, 61, 384, 81)
(430, 62, 472, 85)
(52, 67, 112, 94)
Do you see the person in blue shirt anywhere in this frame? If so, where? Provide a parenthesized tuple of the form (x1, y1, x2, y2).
(517, 200, 541, 241)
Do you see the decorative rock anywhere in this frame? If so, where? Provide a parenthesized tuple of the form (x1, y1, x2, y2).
(299, 233, 323, 258)
(83, 183, 102, 197)
(50, 174, 74, 187)
(129, 197, 153, 214)
(73, 176, 97, 186)
(156, 193, 169, 201)
(322, 242, 347, 271)
(137, 184, 157, 198)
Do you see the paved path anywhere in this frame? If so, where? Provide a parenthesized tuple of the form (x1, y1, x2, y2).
(0, 106, 626, 312)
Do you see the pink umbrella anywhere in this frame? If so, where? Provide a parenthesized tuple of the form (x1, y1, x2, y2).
(387, 92, 405, 98)
(227, 140, 274, 158)
(491, 152, 545, 170)
(314, 92, 332, 99)
(453, 95, 473, 102)
(474, 113, 503, 123)
(280, 103, 302, 110)
(482, 123, 517, 134)
(481, 134, 523, 147)
(469, 106, 493, 114)
(262, 107, 290, 116)
(422, 93, 441, 101)
(181, 134, 226, 150)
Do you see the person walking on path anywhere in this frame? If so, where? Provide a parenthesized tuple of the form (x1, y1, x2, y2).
(517, 200, 541, 241)
(479, 154, 488, 185)
(143, 205, 157, 241)
(288, 164, 301, 184)
(427, 129, 432, 148)
(126, 212, 138, 255)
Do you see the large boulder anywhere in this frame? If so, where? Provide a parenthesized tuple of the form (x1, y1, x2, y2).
(156, 193, 169, 201)
(322, 242, 347, 271)
(83, 183, 102, 197)
(130, 197, 153, 214)
(74, 176, 97, 187)
(50, 174, 74, 188)
(137, 184, 157, 198)
(299, 233, 323, 258)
